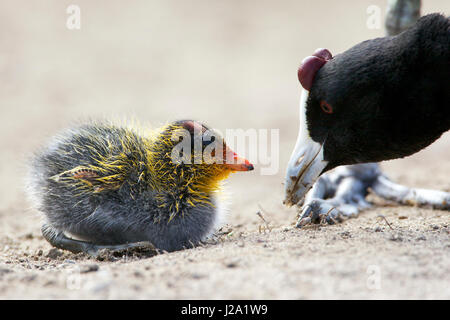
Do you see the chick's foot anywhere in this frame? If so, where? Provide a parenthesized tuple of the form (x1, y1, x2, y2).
(41, 224, 155, 256)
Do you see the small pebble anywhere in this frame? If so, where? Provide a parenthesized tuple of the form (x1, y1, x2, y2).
(340, 231, 351, 238)
(44, 280, 56, 287)
(64, 259, 76, 264)
(389, 234, 403, 242)
(225, 258, 240, 268)
(0, 267, 12, 275)
(133, 271, 144, 278)
(46, 248, 63, 259)
(80, 264, 99, 273)
(21, 274, 37, 282)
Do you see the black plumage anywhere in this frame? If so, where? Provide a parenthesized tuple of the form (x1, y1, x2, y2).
(307, 13, 449, 170)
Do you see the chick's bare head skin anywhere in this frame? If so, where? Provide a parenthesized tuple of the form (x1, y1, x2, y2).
(26, 120, 253, 253)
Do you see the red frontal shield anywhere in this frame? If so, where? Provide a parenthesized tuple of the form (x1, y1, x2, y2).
(298, 48, 332, 91)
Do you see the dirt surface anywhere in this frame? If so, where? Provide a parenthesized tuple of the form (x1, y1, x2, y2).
(0, 1, 449, 299)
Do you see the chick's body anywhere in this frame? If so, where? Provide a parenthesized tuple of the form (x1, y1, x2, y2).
(27, 122, 240, 253)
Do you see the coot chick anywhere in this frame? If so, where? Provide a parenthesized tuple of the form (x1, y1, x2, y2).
(27, 120, 253, 254)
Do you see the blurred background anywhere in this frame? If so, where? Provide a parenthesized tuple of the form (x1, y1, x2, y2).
(0, 0, 449, 227)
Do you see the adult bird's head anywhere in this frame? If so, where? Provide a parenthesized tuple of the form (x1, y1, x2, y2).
(283, 48, 333, 206)
(284, 13, 450, 207)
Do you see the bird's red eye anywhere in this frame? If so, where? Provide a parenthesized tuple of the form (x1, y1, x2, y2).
(320, 101, 333, 114)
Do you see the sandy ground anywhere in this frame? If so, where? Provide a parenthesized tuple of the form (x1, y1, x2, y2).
(0, 1, 449, 299)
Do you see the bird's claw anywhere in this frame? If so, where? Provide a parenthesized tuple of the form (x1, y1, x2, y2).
(296, 200, 347, 228)
(294, 163, 379, 228)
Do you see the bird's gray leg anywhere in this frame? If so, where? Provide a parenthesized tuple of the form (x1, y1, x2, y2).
(297, 163, 450, 227)
(297, 163, 380, 227)
(41, 224, 154, 256)
(371, 175, 450, 210)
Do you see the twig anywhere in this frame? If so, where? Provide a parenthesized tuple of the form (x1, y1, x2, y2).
(256, 204, 272, 233)
(377, 214, 394, 230)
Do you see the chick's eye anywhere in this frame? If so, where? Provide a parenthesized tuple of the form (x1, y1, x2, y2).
(202, 135, 215, 148)
(320, 100, 333, 114)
